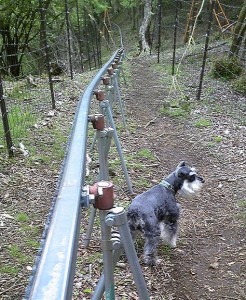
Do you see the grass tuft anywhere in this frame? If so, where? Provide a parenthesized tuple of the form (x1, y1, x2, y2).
(16, 212, 29, 223)
(194, 118, 212, 128)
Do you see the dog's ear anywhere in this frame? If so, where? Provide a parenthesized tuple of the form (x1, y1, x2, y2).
(177, 167, 190, 178)
(178, 161, 186, 168)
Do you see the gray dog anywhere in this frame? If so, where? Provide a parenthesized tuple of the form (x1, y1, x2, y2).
(127, 161, 204, 266)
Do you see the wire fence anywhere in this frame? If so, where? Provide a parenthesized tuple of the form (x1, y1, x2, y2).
(150, 0, 245, 102)
(0, 4, 119, 157)
(1, 0, 245, 157)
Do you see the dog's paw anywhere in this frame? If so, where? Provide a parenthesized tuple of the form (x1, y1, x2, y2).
(161, 239, 177, 248)
(143, 255, 157, 267)
(169, 241, 177, 248)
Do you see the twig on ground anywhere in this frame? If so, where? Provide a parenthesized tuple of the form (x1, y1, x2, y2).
(0, 279, 25, 296)
(144, 116, 157, 128)
(128, 163, 159, 167)
(143, 163, 159, 167)
(218, 175, 246, 181)
(159, 132, 179, 138)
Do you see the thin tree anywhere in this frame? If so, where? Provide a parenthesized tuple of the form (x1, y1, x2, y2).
(139, 0, 152, 53)
(229, 0, 246, 57)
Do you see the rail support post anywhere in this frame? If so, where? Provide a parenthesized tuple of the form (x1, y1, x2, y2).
(108, 65, 127, 130)
(91, 91, 132, 194)
(85, 113, 132, 248)
(82, 182, 150, 300)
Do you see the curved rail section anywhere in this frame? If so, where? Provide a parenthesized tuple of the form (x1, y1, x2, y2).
(25, 48, 124, 300)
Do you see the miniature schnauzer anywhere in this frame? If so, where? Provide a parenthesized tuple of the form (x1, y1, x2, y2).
(127, 161, 204, 266)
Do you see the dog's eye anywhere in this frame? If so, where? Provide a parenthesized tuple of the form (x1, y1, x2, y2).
(189, 174, 195, 181)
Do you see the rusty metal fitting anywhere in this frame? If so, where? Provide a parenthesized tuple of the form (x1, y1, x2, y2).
(115, 58, 121, 65)
(89, 181, 115, 210)
(93, 90, 105, 101)
(102, 76, 110, 85)
(112, 62, 117, 69)
(88, 114, 105, 130)
(107, 67, 114, 76)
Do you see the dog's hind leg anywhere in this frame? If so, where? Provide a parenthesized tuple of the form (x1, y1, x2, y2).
(143, 220, 160, 266)
(143, 235, 159, 266)
(144, 237, 158, 266)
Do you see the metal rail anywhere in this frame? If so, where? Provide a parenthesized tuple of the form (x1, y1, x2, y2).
(24, 48, 124, 300)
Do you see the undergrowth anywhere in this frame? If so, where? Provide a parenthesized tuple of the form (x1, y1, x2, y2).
(211, 56, 243, 80)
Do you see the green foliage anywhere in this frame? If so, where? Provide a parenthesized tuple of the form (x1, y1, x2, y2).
(21, 224, 40, 235)
(8, 106, 35, 141)
(160, 106, 189, 118)
(159, 244, 172, 256)
(137, 148, 155, 160)
(0, 0, 40, 76)
(160, 97, 192, 118)
(0, 0, 38, 24)
(119, 0, 138, 8)
(213, 135, 223, 143)
(134, 177, 150, 189)
(8, 244, 29, 264)
(16, 212, 29, 223)
(9, 245, 22, 258)
(26, 239, 40, 249)
(194, 118, 212, 128)
(206, 141, 216, 148)
(211, 56, 243, 80)
(233, 75, 246, 94)
(0, 265, 19, 275)
(81, 0, 109, 13)
(83, 288, 93, 294)
(7, 82, 29, 100)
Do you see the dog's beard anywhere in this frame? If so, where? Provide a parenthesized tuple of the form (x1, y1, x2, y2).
(180, 178, 203, 197)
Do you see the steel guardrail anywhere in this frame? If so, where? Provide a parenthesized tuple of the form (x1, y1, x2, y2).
(24, 48, 124, 300)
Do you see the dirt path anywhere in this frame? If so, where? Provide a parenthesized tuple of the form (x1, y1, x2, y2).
(73, 53, 245, 299)
(115, 55, 245, 299)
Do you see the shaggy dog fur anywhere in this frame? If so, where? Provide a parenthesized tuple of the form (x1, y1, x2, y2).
(127, 161, 204, 266)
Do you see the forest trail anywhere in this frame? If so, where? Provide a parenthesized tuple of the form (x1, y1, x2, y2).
(0, 53, 245, 300)
(116, 54, 245, 299)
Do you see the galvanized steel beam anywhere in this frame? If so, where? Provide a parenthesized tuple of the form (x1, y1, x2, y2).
(25, 49, 123, 300)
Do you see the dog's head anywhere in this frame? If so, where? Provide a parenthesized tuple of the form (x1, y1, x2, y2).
(176, 161, 205, 197)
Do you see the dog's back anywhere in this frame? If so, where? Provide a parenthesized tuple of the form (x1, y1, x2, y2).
(127, 184, 177, 216)
(127, 184, 178, 232)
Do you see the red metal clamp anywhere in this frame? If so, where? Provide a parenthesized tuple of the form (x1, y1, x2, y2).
(88, 114, 105, 130)
(102, 76, 110, 85)
(89, 181, 115, 210)
(94, 90, 105, 101)
(107, 67, 114, 76)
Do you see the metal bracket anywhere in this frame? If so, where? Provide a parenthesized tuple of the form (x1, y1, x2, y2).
(81, 181, 115, 210)
(81, 185, 95, 208)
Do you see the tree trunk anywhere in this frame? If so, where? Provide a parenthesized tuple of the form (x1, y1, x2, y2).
(241, 34, 246, 59)
(39, 0, 52, 73)
(229, 1, 246, 57)
(139, 0, 152, 53)
(0, 25, 21, 77)
(111, 0, 120, 14)
(131, 7, 137, 30)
